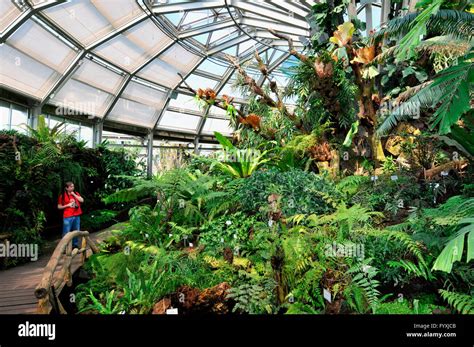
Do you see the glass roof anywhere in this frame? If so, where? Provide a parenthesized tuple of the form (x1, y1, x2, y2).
(0, 0, 374, 140)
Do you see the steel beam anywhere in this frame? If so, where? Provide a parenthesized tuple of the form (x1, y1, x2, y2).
(230, 1, 310, 30)
(179, 19, 235, 39)
(151, 1, 225, 14)
(0, 0, 65, 43)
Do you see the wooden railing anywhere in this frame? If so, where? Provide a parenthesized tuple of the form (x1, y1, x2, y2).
(35, 230, 99, 314)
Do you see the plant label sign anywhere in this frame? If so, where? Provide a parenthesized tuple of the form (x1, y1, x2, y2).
(166, 308, 178, 315)
(323, 288, 331, 303)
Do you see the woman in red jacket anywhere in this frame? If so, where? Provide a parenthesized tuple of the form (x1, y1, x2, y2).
(57, 181, 84, 248)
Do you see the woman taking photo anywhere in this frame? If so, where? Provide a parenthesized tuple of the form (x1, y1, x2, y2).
(57, 181, 84, 248)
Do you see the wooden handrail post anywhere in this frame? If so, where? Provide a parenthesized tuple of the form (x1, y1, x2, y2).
(35, 230, 99, 314)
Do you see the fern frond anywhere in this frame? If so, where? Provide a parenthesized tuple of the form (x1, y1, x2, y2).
(439, 289, 474, 314)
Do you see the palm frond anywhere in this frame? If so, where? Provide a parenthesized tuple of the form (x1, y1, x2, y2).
(378, 9, 474, 46)
(377, 52, 473, 135)
(375, 35, 471, 63)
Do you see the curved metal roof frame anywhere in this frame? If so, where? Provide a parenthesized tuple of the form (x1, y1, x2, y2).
(0, 0, 389, 141)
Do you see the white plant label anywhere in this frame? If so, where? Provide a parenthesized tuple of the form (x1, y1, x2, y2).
(166, 308, 178, 315)
(323, 288, 332, 303)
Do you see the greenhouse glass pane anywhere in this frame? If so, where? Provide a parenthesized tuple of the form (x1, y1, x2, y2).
(183, 74, 218, 90)
(158, 111, 200, 132)
(94, 34, 147, 72)
(124, 20, 173, 56)
(48, 115, 62, 129)
(7, 20, 77, 73)
(42, 0, 143, 46)
(0, 44, 60, 99)
(73, 59, 124, 94)
(196, 59, 228, 76)
(122, 81, 168, 109)
(210, 28, 237, 44)
(168, 93, 202, 113)
(208, 106, 229, 117)
(0, 101, 10, 130)
(165, 13, 184, 27)
(65, 121, 80, 139)
(193, 33, 210, 45)
(159, 44, 202, 77)
(79, 124, 93, 147)
(181, 10, 213, 27)
(92, 0, 143, 28)
(137, 59, 181, 88)
(201, 118, 233, 134)
(0, 1, 24, 30)
(43, 0, 113, 46)
(108, 98, 158, 128)
(138, 43, 201, 88)
(50, 79, 112, 117)
(11, 104, 28, 134)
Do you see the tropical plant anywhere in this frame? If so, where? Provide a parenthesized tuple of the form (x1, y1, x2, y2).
(78, 290, 123, 314)
(227, 281, 276, 314)
(346, 258, 381, 313)
(211, 131, 272, 178)
(432, 214, 474, 273)
(439, 289, 474, 314)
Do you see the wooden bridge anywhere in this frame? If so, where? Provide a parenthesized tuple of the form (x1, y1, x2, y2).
(0, 230, 107, 314)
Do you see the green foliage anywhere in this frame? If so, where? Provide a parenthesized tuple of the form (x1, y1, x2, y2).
(199, 212, 266, 252)
(349, 174, 425, 215)
(347, 259, 381, 313)
(212, 132, 272, 178)
(378, 41, 473, 135)
(310, 203, 383, 238)
(432, 215, 474, 273)
(236, 168, 340, 218)
(378, 9, 474, 59)
(227, 280, 276, 314)
(439, 289, 474, 314)
(0, 119, 143, 268)
(375, 299, 443, 314)
(79, 290, 123, 314)
(77, 247, 223, 314)
(81, 210, 118, 232)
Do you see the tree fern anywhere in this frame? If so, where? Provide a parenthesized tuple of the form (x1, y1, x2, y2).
(439, 289, 474, 314)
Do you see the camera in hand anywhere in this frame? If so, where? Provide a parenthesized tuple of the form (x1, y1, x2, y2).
(70, 199, 78, 209)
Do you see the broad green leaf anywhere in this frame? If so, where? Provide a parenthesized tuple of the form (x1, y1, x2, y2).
(343, 120, 359, 147)
(214, 131, 234, 150)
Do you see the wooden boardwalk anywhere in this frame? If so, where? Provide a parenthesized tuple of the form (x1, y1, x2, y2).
(0, 225, 118, 314)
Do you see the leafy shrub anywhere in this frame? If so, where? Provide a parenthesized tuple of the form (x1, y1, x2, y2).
(235, 169, 340, 218)
(376, 300, 442, 314)
(199, 212, 266, 252)
(227, 280, 276, 314)
(349, 174, 426, 216)
(77, 247, 224, 314)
